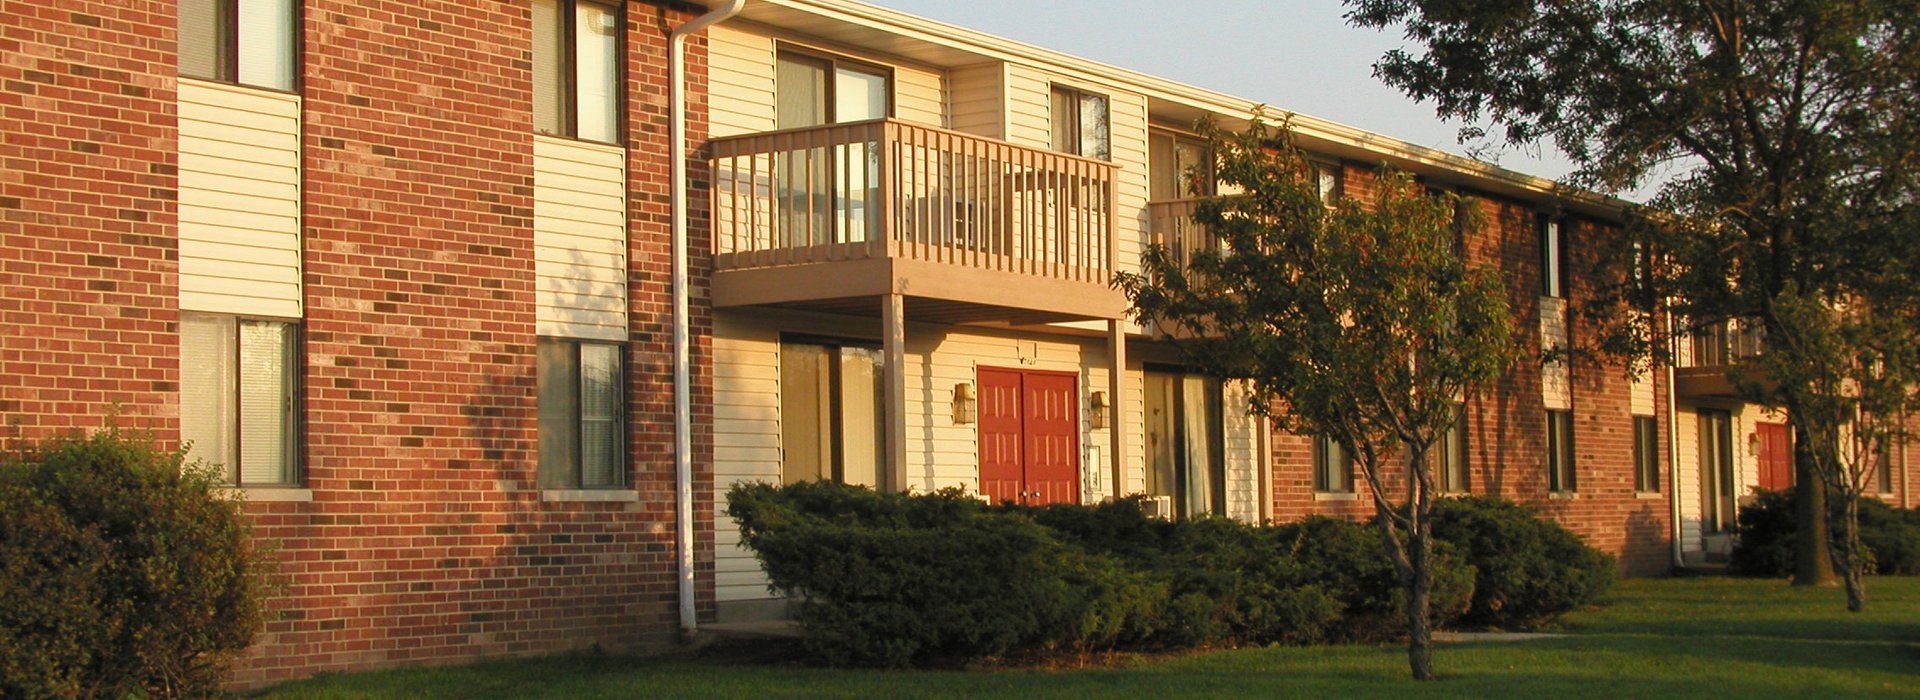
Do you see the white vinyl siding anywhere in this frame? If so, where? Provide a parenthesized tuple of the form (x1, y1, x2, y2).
(1540, 296, 1571, 409)
(892, 61, 944, 127)
(708, 26, 779, 138)
(1002, 64, 1052, 149)
(534, 135, 628, 341)
(177, 78, 302, 318)
(947, 63, 1004, 139)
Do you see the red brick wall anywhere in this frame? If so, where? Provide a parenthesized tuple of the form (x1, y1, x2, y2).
(1265, 168, 1673, 576)
(0, 0, 179, 439)
(232, 0, 713, 688)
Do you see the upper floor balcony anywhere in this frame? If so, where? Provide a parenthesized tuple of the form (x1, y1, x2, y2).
(707, 118, 1126, 325)
(1675, 319, 1770, 399)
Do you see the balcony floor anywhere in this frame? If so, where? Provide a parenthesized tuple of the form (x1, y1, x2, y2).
(711, 256, 1128, 325)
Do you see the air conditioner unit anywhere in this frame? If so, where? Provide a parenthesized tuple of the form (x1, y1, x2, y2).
(1141, 495, 1174, 520)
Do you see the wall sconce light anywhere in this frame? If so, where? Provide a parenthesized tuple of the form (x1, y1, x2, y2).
(1089, 390, 1109, 430)
(1747, 432, 1760, 457)
(952, 382, 976, 425)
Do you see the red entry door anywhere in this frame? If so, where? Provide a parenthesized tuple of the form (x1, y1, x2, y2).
(977, 367, 1080, 505)
(1756, 422, 1793, 491)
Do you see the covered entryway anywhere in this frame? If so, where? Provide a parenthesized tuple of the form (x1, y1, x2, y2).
(1756, 421, 1792, 492)
(978, 367, 1079, 505)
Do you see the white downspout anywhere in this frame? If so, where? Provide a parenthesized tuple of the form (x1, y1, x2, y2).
(1667, 311, 1684, 569)
(669, 0, 744, 640)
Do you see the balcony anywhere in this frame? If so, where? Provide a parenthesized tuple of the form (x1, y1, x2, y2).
(1675, 320, 1771, 399)
(708, 118, 1124, 325)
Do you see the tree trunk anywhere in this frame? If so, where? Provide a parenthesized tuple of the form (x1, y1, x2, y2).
(1406, 528, 1436, 680)
(1791, 419, 1838, 586)
(1829, 489, 1868, 612)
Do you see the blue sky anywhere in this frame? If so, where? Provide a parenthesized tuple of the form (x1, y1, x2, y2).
(862, 0, 1580, 184)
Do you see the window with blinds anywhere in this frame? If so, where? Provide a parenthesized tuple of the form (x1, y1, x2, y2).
(180, 313, 300, 486)
(538, 338, 626, 489)
(1547, 409, 1576, 493)
(178, 0, 297, 91)
(533, 0, 622, 144)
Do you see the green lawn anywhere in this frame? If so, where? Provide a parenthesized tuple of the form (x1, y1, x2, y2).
(258, 577, 1920, 699)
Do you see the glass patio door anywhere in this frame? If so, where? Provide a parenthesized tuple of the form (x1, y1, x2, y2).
(775, 52, 887, 247)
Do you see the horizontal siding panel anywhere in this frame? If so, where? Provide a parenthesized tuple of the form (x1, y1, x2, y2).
(178, 80, 301, 316)
(179, 291, 299, 319)
(180, 237, 301, 268)
(708, 25, 777, 138)
(535, 136, 627, 340)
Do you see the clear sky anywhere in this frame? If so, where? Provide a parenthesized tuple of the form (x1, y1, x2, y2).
(860, 0, 1580, 184)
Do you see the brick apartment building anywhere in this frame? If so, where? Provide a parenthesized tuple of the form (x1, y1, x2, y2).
(1, 0, 1912, 687)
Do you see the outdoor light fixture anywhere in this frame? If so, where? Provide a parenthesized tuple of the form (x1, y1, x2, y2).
(1089, 390, 1109, 430)
(1748, 432, 1760, 457)
(953, 382, 976, 425)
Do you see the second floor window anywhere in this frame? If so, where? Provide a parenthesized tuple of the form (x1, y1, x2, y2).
(1536, 216, 1566, 295)
(1050, 86, 1109, 161)
(1539, 215, 1566, 298)
(179, 0, 297, 91)
(533, 0, 621, 143)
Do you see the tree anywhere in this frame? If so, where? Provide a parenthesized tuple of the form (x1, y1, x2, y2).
(1118, 117, 1519, 680)
(1346, 0, 1920, 595)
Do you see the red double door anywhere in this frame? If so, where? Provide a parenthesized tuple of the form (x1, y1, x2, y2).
(978, 367, 1080, 505)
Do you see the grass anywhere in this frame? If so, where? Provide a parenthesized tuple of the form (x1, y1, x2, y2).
(257, 576, 1920, 699)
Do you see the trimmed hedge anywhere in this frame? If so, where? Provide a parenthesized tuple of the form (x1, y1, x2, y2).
(730, 483, 1613, 666)
(1731, 488, 1920, 577)
(1427, 496, 1615, 628)
(0, 430, 275, 698)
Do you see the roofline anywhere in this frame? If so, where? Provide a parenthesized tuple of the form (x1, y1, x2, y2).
(757, 0, 1633, 221)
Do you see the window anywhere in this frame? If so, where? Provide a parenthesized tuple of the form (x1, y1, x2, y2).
(1633, 415, 1660, 492)
(1312, 161, 1343, 204)
(1874, 443, 1894, 495)
(1144, 370, 1225, 517)
(1438, 404, 1469, 494)
(538, 339, 625, 489)
(1050, 86, 1109, 161)
(1539, 215, 1565, 297)
(1698, 410, 1735, 532)
(773, 50, 890, 246)
(179, 0, 298, 91)
(1313, 435, 1354, 494)
(1546, 409, 1575, 493)
(180, 314, 300, 486)
(533, 0, 621, 143)
(780, 338, 885, 487)
(1148, 130, 1212, 200)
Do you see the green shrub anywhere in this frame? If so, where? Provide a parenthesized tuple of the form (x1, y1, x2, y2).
(1729, 488, 1798, 576)
(1427, 496, 1615, 628)
(1021, 498, 1342, 647)
(1730, 487, 1920, 577)
(0, 429, 275, 698)
(728, 482, 1160, 667)
(1275, 516, 1475, 643)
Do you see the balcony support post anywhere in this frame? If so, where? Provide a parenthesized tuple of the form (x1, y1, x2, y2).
(1108, 319, 1128, 500)
(884, 293, 909, 493)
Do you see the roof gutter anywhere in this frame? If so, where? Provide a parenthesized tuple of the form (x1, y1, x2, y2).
(669, 0, 744, 640)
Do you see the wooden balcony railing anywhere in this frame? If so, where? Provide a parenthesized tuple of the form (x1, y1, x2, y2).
(709, 118, 1117, 285)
